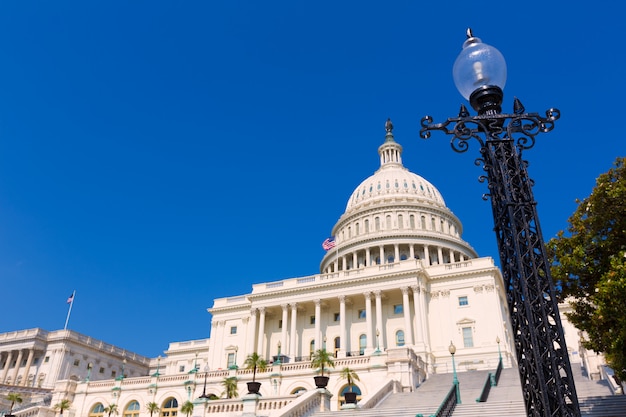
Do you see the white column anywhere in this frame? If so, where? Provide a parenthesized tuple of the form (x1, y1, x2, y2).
(366, 248, 371, 266)
(352, 252, 357, 269)
(394, 244, 400, 263)
(289, 303, 298, 358)
(280, 304, 288, 357)
(314, 299, 322, 352)
(11, 349, 24, 384)
(449, 249, 456, 263)
(21, 349, 35, 386)
(257, 307, 266, 355)
(339, 295, 347, 355)
(401, 287, 414, 345)
(437, 247, 443, 265)
(424, 245, 431, 265)
(1, 351, 13, 383)
(374, 290, 384, 351)
(364, 292, 373, 349)
(409, 244, 415, 260)
(379, 246, 384, 264)
(411, 286, 424, 346)
(247, 309, 257, 355)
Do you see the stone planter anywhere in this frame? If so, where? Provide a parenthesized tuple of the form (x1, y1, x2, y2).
(344, 392, 358, 404)
(247, 381, 261, 394)
(314, 375, 329, 388)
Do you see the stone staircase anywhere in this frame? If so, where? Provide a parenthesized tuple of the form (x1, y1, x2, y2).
(311, 363, 626, 417)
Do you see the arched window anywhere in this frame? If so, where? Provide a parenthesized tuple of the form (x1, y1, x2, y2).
(124, 401, 140, 417)
(355, 222, 360, 235)
(89, 403, 105, 417)
(375, 217, 380, 231)
(387, 255, 394, 263)
(398, 214, 403, 229)
(395, 330, 405, 347)
(421, 216, 426, 229)
(291, 387, 307, 395)
(386, 215, 392, 229)
(410, 215, 415, 229)
(364, 219, 369, 233)
(161, 398, 178, 417)
(359, 335, 366, 355)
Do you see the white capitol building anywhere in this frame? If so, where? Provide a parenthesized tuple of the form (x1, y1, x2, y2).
(0, 122, 613, 417)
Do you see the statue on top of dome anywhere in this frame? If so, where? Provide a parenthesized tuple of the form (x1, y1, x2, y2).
(385, 118, 393, 133)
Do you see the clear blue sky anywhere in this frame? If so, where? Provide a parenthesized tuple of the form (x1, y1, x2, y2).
(0, 1, 623, 358)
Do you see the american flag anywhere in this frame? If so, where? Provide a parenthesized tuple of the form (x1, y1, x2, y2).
(322, 237, 336, 251)
(67, 292, 75, 304)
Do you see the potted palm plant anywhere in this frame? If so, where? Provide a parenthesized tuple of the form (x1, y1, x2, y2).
(339, 367, 360, 404)
(311, 348, 335, 388)
(180, 401, 194, 417)
(243, 352, 267, 394)
(6, 392, 22, 417)
(222, 376, 239, 399)
(53, 399, 72, 417)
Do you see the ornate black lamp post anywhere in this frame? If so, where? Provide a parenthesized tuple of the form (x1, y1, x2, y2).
(420, 29, 580, 417)
(448, 341, 461, 404)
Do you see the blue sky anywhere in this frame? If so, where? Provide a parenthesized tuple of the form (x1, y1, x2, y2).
(0, 1, 623, 358)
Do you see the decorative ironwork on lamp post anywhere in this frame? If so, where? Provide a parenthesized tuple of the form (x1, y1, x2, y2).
(420, 29, 580, 417)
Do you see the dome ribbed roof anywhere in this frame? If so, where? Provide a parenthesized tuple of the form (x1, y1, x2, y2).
(345, 120, 445, 213)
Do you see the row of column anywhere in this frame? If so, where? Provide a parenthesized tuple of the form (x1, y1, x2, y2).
(325, 242, 467, 273)
(239, 285, 430, 361)
(0, 348, 36, 386)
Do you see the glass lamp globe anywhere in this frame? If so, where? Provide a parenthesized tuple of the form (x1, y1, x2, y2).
(453, 31, 507, 101)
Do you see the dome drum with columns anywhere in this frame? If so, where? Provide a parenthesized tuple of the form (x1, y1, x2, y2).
(321, 119, 477, 274)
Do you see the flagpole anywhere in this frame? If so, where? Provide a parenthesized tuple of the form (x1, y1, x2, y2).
(64, 290, 76, 330)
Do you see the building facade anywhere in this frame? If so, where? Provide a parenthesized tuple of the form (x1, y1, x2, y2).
(1, 122, 598, 416)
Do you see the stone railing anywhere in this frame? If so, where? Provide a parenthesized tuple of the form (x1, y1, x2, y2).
(357, 378, 400, 409)
(272, 389, 326, 417)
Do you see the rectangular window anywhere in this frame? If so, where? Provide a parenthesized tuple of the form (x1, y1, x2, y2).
(179, 365, 185, 372)
(393, 304, 403, 314)
(458, 296, 469, 306)
(44, 356, 50, 363)
(278, 320, 283, 329)
(227, 353, 235, 368)
(73, 359, 80, 366)
(99, 367, 105, 374)
(33, 358, 40, 365)
(358, 309, 366, 319)
(230, 326, 237, 335)
(310, 316, 315, 325)
(111, 370, 117, 378)
(462, 327, 474, 348)
(334, 313, 340, 322)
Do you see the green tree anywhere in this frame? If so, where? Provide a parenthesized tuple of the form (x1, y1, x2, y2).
(146, 402, 160, 417)
(53, 399, 72, 416)
(243, 352, 267, 383)
(221, 376, 239, 399)
(103, 403, 118, 417)
(338, 367, 360, 392)
(180, 401, 194, 417)
(7, 392, 23, 415)
(549, 156, 626, 379)
(310, 349, 335, 377)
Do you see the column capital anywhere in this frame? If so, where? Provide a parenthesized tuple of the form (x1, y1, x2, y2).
(401, 287, 410, 295)
(290, 302, 298, 310)
(373, 289, 382, 297)
(281, 303, 289, 310)
(410, 285, 421, 294)
(338, 295, 346, 303)
(363, 292, 372, 300)
(258, 306, 266, 314)
(314, 299, 322, 306)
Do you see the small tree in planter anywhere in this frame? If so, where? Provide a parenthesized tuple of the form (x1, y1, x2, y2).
(311, 349, 335, 388)
(180, 401, 194, 417)
(53, 399, 72, 417)
(243, 352, 267, 394)
(7, 392, 23, 416)
(339, 367, 360, 403)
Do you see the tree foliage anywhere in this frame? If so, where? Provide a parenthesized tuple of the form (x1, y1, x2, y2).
(310, 349, 335, 377)
(221, 376, 239, 399)
(548, 156, 626, 379)
(7, 392, 23, 414)
(339, 367, 360, 392)
(53, 399, 72, 416)
(243, 352, 267, 383)
(146, 402, 160, 417)
(180, 401, 194, 417)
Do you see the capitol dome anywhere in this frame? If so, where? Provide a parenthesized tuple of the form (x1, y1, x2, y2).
(320, 119, 477, 274)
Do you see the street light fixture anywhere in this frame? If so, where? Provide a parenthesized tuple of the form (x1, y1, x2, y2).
(199, 365, 210, 401)
(496, 336, 502, 362)
(420, 29, 580, 417)
(448, 341, 460, 404)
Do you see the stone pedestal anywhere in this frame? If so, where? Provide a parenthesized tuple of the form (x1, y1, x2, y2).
(242, 393, 260, 417)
